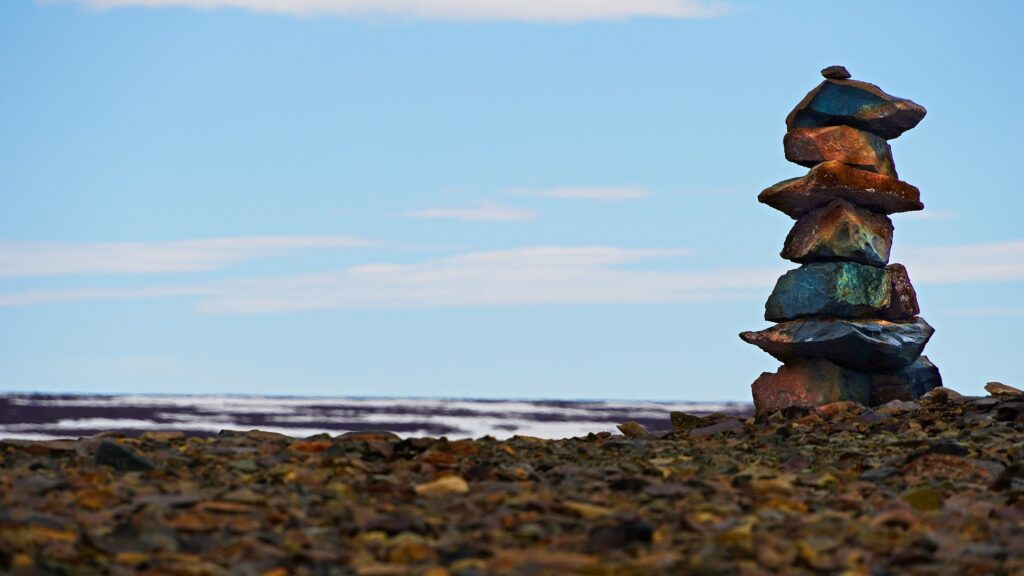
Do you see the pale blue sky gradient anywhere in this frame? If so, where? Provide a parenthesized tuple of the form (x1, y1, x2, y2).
(1, 0, 1022, 400)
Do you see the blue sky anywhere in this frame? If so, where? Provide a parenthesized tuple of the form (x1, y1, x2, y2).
(1, 0, 1022, 400)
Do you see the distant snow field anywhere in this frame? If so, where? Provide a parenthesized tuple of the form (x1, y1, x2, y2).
(0, 394, 751, 440)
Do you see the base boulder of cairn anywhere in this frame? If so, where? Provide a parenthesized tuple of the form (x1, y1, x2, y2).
(752, 359, 870, 417)
(742, 66, 941, 417)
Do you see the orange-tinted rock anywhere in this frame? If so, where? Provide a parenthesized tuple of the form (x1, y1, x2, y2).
(782, 198, 893, 266)
(784, 125, 897, 177)
(759, 161, 922, 218)
(751, 359, 870, 417)
(786, 77, 927, 140)
(880, 263, 919, 321)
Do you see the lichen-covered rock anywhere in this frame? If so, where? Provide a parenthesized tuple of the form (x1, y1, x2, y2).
(784, 125, 897, 177)
(751, 359, 870, 417)
(739, 316, 933, 371)
(765, 262, 891, 322)
(781, 198, 893, 266)
(868, 356, 942, 405)
(879, 263, 920, 321)
(759, 161, 922, 218)
(786, 76, 927, 139)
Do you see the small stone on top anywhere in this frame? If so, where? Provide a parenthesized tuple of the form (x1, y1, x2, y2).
(821, 65, 851, 80)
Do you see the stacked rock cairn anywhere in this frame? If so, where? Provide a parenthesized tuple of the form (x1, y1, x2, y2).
(741, 65, 942, 417)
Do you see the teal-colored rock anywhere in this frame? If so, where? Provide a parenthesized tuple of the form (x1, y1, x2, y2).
(765, 262, 890, 322)
(786, 77, 927, 140)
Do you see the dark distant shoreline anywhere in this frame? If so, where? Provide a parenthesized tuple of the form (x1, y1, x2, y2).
(0, 393, 752, 440)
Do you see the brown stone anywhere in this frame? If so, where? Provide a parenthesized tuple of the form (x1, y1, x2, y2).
(751, 359, 870, 417)
(759, 161, 923, 218)
(616, 421, 653, 439)
(784, 125, 897, 177)
(879, 263, 920, 321)
(782, 198, 893, 266)
(985, 382, 1023, 399)
(821, 65, 851, 80)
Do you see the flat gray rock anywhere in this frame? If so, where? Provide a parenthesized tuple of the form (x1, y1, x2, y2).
(740, 316, 934, 371)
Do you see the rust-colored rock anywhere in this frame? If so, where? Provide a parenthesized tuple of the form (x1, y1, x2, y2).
(759, 161, 923, 218)
(751, 359, 870, 417)
(782, 198, 893, 266)
(784, 125, 897, 177)
(786, 77, 927, 140)
(879, 263, 920, 321)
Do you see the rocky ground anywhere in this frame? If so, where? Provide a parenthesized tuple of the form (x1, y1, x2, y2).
(1, 386, 1022, 576)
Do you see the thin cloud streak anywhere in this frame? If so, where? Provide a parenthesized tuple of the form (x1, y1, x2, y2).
(57, 0, 731, 22)
(4, 239, 1023, 313)
(898, 240, 1024, 284)
(507, 187, 650, 201)
(0, 246, 777, 312)
(948, 307, 1024, 317)
(897, 210, 958, 221)
(402, 201, 536, 222)
(0, 236, 369, 278)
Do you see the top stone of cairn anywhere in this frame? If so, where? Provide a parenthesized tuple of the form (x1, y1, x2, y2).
(787, 66, 927, 140)
(821, 65, 851, 80)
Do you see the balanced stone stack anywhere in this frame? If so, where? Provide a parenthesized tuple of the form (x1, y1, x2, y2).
(741, 66, 942, 417)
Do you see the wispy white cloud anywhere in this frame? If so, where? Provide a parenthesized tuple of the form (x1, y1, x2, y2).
(55, 0, 731, 22)
(897, 240, 1024, 284)
(897, 209, 958, 221)
(0, 236, 369, 278)
(948, 307, 1024, 317)
(5, 239, 1023, 314)
(507, 187, 649, 201)
(0, 246, 778, 312)
(402, 201, 535, 222)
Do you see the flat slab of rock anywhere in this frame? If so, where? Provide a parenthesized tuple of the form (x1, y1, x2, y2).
(986, 382, 1024, 399)
(784, 125, 897, 177)
(782, 198, 893, 266)
(759, 161, 923, 218)
(765, 261, 891, 322)
(880, 263, 920, 321)
(751, 359, 870, 417)
(740, 316, 934, 371)
(786, 77, 927, 139)
(868, 356, 942, 405)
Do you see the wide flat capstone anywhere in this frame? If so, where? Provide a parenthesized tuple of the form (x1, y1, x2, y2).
(759, 161, 923, 219)
(740, 316, 934, 371)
